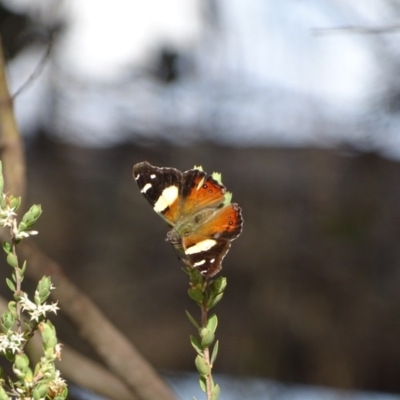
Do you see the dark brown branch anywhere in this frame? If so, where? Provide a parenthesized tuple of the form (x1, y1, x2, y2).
(0, 35, 26, 198)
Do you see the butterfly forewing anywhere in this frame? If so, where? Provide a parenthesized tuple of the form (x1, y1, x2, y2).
(133, 162, 182, 225)
(183, 203, 242, 245)
(180, 171, 227, 215)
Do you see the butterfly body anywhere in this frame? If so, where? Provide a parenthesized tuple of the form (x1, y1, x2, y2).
(133, 161, 243, 277)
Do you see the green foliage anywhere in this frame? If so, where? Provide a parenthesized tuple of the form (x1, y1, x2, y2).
(186, 266, 227, 400)
(0, 161, 67, 399)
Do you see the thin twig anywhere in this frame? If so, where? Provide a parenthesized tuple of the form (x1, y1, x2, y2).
(11, 33, 55, 100)
(313, 24, 400, 36)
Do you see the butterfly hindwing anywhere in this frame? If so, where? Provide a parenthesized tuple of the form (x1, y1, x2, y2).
(185, 240, 231, 277)
(181, 203, 243, 276)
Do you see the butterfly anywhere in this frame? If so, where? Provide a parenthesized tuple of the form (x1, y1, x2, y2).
(133, 161, 243, 277)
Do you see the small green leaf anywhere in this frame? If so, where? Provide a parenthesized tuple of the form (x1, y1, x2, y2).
(207, 292, 223, 309)
(21, 261, 27, 275)
(17, 267, 24, 282)
(33, 383, 48, 399)
(0, 384, 10, 400)
(8, 301, 16, 315)
(5, 278, 15, 292)
(36, 276, 52, 304)
(185, 310, 200, 329)
(2, 242, 11, 255)
(195, 355, 210, 376)
(14, 354, 29, 374)
(1, 312, 15, 333)
(40, 321, 57, 350)
(188, 268, 205, 285)
(190, 335, 203, 355)
(8, 196, 21, 211)
(206, 314, 218, 333)
(6, 253, 18, 269)
(211, 277, 227, 294)
(211, 341, 219, 365)
(188, 287, 203, 303)
(199, 376, 207, 392)
(21, 204, 42, 229)
(24, 367, 33, 381)
(200, 328, 215, 348)
(210, 384, 221, 400)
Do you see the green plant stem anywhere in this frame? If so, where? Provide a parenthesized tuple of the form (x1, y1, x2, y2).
(10, 220, 22, 334)
(201, 297, 212, 399)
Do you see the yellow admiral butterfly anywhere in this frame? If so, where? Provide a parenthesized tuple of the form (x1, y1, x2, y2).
(133, 161, 243, 277)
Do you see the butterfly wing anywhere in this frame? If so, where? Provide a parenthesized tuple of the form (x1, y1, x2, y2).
(180, 169, 227, 215)
(182, 203, 243, 277)
(133, 161, 183, 226)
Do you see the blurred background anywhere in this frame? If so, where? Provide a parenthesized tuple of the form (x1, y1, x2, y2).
(1, 0, 400, 398)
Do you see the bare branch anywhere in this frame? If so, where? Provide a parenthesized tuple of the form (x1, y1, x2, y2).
(0, 34, 26, 199)
(313, 24, 400, 36)
(12, 33, 55, 100)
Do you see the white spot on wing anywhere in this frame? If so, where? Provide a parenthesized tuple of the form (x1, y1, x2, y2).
(140, 183, 152, 193)
(150, 174, 156, 179)
(196, 176, 205, 190)
(154, 186, 179, 212)
(185, 239, 217, 255)
(193, 260, 206, 267)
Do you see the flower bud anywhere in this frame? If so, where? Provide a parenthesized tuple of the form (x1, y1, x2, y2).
(8, 196, 21, 211)
(21, 205, 42, 229)
(40, 322, 57, 350)
(13, 354, 29, 377)
(35, 277, 52, 304)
